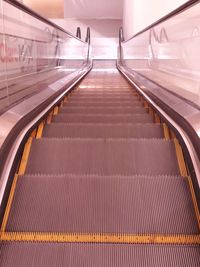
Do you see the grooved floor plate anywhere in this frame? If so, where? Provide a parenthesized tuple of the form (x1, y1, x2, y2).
(52, 114, 153, 124)
(0, 242, 199, 267)
(6, 175, 199, 233)
(60, 106, 147, 114)
(26, 139, 179, 175)
(43, 123, 163, 138)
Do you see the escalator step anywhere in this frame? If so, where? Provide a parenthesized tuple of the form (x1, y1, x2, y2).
(67, 96, 139, 101)
(66, 99, 140, 104)
(0, 242, 199, 267)
(72, 92, 137, 96)
(59, 107, 147, 114)
(43, 123, 163, 138)
(74, 90, 134, 95)
(26, 139, 179, 175)
(6, 175, 199, 233)
(52, 114, 153, 124)
(63, 101, 142, 107)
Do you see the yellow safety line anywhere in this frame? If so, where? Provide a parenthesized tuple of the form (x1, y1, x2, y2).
(174, 138, 188, 177)
(0, 232, 199, 244)
(148, 107, 154, 117)
(187, 176, 200, 229)
(140, 96, 144, 102)
(60, 100, 64, 108)
(53, 106, 59, 115)
(143, 100, 149, 108)
(47, 111, 53, 124)
(18, 137, 33, 175)
(163, 123, 170, 140)
(36, 122, 44, 139)
(31, 129, 37, 138)
(154, 113, 161, 124)
(169, 131, 200, 229)
(170, 130, 176, 139)
(0, 175, 19, 232)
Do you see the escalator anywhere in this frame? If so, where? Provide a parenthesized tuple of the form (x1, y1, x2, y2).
(0, 61, 199, 266)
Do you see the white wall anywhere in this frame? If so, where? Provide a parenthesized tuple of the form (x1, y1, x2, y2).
(123, 0, 134, 40)
(64, 0, 123, 19)
(123, 0, 188, 40)
(52, 18, 122, 39)
(52, 18, 121, 59)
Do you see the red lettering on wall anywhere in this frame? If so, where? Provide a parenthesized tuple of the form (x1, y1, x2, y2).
(0, 42, 18, 63)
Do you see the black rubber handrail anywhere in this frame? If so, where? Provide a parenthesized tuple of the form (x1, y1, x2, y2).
(76, 27, 82, 40)
(85, 27, 91, 44)
(119, 27, 124, 43)
(122, 0, 200, 42)
(4, 0, 86, 43)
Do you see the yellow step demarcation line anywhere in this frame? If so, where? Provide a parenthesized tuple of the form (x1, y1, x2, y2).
(0, 232, 200, 244)
(162, 123, 170, 140)
(60, 100, 64, 108)
(53, 106, 59, 115)
(148, 107, 154, 117)
(161, 121, 200, 230)
(143, 100, 149, 109)
(154, 113, 161, 124)
(47, 111, 53, 124)
(1, 136, 34, 232)
(31, 129, 37, 138)
(0, 97, 69, 232)
(187, 175, 200, 230)
(0, 174, 19, 232)
(172, 136, 200, 230)
(18, 137, 33, 175)
(36, 122, 45, 139)
(173, 138, 188, 177)
(64, 96, 68, 103)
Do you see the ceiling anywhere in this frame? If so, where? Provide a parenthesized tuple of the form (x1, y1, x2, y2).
(64, 0, 124, 19)
(23, 0, 64, 18)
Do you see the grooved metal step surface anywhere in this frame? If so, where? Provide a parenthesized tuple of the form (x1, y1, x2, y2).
(52, 114, 153, 124)
(26, 139, 179, 175)
(43, 123, 164, 138)
(72, 92, 137, 96)
(66, 100, 141, 105)
(64, 101, 143, 107)
(75, 89, 132, 93)
(0, 242, 199, 267)
(60, 106, 147, 114)
(67, 96, 139, 102)
(6, 175, 199, 233)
